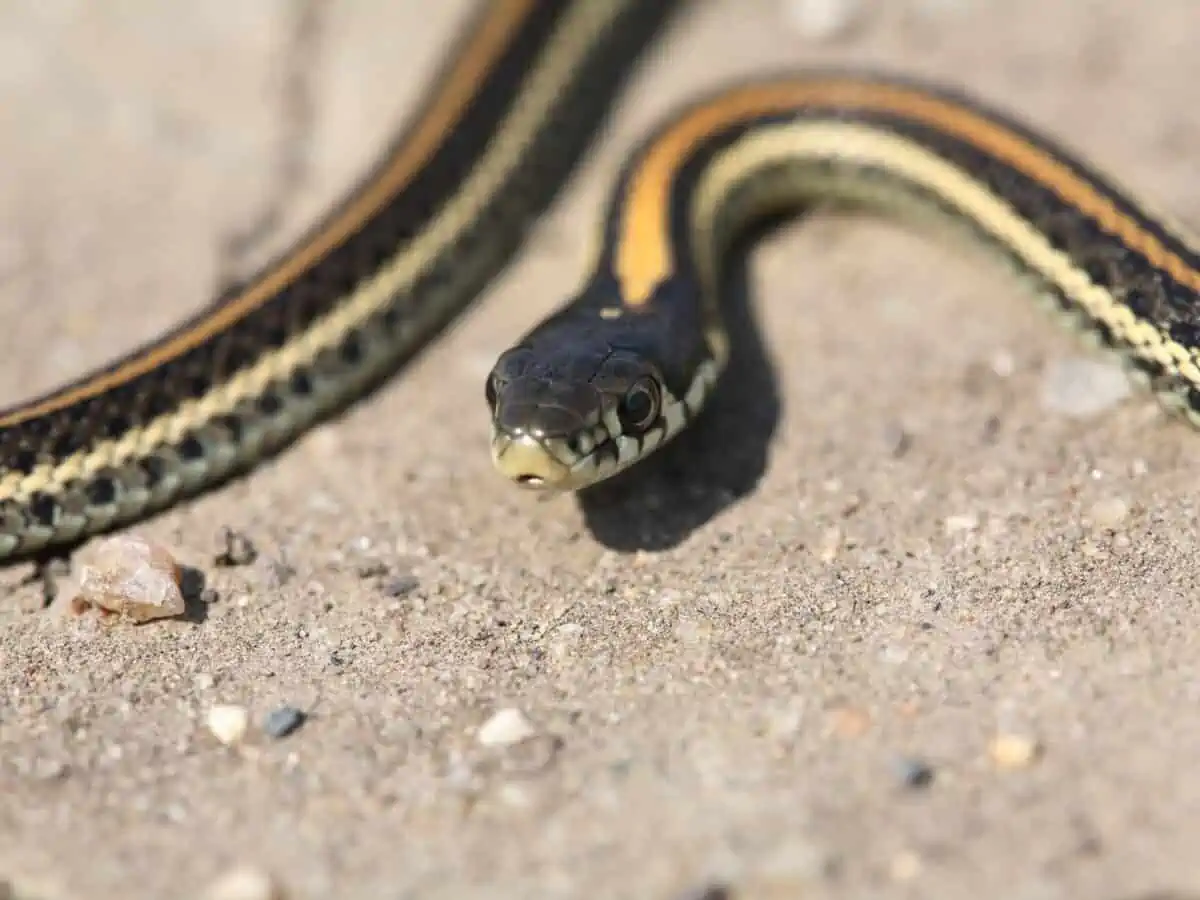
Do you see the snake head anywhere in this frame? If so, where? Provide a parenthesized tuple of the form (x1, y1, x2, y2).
(485, 331, 672, 492)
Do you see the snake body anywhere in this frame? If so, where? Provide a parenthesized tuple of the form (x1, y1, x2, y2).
(487, 67, 1200, 489)
(3, 0, 1200, 561)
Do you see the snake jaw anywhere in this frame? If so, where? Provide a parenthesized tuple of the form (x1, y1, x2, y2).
(489, 413, 615, 491)
(489, 430, 571, 489)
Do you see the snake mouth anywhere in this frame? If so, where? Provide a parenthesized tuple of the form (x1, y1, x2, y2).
(490, 420, 621, 492)
(490, 430, 610, 492)
(490, 432, 571, 489)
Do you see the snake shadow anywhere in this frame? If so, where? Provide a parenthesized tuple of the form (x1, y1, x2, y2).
(576, 217, 786, 551)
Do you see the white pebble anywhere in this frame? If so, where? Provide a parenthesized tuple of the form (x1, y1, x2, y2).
(781, 0, 863, 40)
(477, 707, 537, 747)
(989, 733, 1042, 769)
(889, 850, 923, 881)
(1040, 358, 1132, 418)
(1088, 497, 1129, 530)
(990, 349, 1016, 378)
(943, 513, 979, 534)
(72, 534, 185, 622)
(206, 704, 250, 746)
(816, 525, 844, 562)
(497, 782, 535, 808)
(203, 866, 285, 900)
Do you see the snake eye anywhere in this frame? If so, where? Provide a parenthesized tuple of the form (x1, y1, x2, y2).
(485, 374, 499, 408)
(617, 377, 660, 435)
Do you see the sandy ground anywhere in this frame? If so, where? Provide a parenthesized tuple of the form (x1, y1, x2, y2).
(2, 1, 1200, 897)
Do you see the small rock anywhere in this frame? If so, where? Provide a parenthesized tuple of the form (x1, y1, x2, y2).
(37, 556, 71, 607)
(943, 513, 979, 535)
(207, 704, 250, 746)
(203, 865, 285, 900)
(829, 706, 871, 738)
(477, 707, 537, 747)
(355, 561, 389, 580)
(989, 733, 1041, 769)
(262, 706, 306, 739)
(1088, 497, 1129, 530)
(892, 756, 934, 788)
(889, 850, 923, 881)
(496, 781, 535, 808)
(382, 573, 420, 597)
(781, 0, 864, 41)
(72, 534, 185, 622)
(990, 349, 1016, 378)
(882, 422, 912, 457)
(816, 525, 844, 562)
(981, 415, 1003, 443)
(214, 527, 258, 567)
(1040, 358, 1132, 418)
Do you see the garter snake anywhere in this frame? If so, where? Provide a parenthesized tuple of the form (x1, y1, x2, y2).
(2, 0, 1199, 562)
